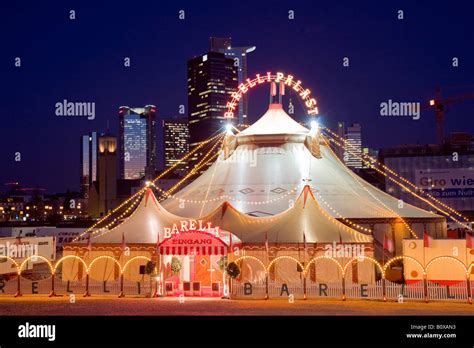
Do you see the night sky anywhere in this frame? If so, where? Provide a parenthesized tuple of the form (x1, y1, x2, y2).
(1, 0, 473, 193)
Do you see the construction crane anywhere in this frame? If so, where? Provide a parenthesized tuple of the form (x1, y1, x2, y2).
(422, 86, 474, 144)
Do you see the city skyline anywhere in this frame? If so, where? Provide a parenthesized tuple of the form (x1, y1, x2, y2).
(1, 2, 474, 338)
(2, 1, 474, 193)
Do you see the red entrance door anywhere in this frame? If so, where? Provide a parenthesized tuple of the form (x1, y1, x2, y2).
(194, 255, 224, 287)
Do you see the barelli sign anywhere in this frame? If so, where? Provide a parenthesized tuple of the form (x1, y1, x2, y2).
(163, 220, 219, 239)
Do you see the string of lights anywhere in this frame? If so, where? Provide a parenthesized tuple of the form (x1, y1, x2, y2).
(73, 131, 226, 242)
(322, 131, 472, 231)
(90, 191, 145, 238)
(157, 133, 226, 200)
(313, 191, 372, 233)
(319, 136, 418, 237)
(322, 126, 470, 222)
(150, 181, 300, 206)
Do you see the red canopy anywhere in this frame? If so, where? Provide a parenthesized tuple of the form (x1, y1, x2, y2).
(158, 230, 227, 255)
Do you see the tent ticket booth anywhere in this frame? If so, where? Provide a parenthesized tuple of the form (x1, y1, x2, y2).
(157, 229, 237, 297)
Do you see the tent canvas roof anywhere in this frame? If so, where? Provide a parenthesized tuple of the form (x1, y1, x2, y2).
(90, 189, 182, 244)
(201, 185, 372, 244)
(162, 142, 440, 220)
(84, 186, 371, 245)
(239, 103, 309, 136)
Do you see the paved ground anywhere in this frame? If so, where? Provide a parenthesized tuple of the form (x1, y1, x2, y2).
(0, 296, 472, 315)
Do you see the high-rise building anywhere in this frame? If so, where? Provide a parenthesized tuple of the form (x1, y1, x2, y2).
(163, 118, 189, 176)
(119, 105, 157, 180)
(187, 51, 237, 170)
(336, 121, 345, 161)
(343, 123, 363, 169)
(79, 132, 97, 198)
(210, 37, 256, 125)
(380, 133, 474, 216)
(88, 133, 118, 217)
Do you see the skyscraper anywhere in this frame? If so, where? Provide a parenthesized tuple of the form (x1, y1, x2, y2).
(98, 134, 117, 215)
(210, 37, 256, 125)
(163, 118, 189, 177)
(79, 132, 97, 198)
(343, 123, 363, 169)
(336, 121, 345, 161)
(119, 105, 157, 180)
(88, 133, 118, 217)
(187, 51, 237, 170)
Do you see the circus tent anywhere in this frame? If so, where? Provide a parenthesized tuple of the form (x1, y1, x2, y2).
(87, 185, 371, 245)
(63, 102, 447, 289)
(162, 104, 442, 221)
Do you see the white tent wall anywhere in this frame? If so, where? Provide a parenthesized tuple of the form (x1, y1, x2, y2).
(62, 247, 155, 282)
(403, 239, 473, 282)
(234, 248, 375, 284)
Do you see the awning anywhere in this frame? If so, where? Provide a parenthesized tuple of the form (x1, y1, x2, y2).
(158, 230, 228, 255)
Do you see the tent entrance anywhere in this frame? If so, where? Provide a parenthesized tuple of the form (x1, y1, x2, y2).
(158, 230, 228, 297)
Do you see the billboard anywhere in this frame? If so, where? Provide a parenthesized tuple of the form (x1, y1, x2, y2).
(415, 168, 474, 198)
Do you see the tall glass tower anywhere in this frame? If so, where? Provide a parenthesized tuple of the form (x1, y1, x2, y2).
(187, 51, 237, 172)
(119, 105, 156, 179)
(79, 131, 97, 198)
(163, 118, 189, 177)
(210, 37, 256, 126)
(344, 123, 363, 169)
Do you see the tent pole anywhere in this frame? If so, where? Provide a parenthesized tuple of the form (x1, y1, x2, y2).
(423, 274, 428, 303)
(382, 277, 387, 302)
(303, 276, 307, 300)
(14, 274, 22, 297)
(265, 274, 269, 300)
(466, 275, 472, 304)
(49, 273, 57, 297)
(83, 274, 90, 297)
(341, 277, 346, 301)
(118, 274, 124, 298)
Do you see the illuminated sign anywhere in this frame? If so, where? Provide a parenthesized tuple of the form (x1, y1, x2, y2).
(159, 230, 227, 255)
(224, 71, 319, 118)
(163, 220, 219, 239)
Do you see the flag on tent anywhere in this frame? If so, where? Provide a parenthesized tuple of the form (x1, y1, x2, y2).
(383, 233, 394, 253)
(423, 231, 433, 248)
(86, 233, 92, 252)
(466, 231, 473, 249)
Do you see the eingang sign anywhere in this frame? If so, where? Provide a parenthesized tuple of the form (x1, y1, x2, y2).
(158, 230, 227, 256)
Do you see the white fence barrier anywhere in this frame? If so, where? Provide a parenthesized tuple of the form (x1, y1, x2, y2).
(0, 275, 153, 297)
(1, 276, 472, 302)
